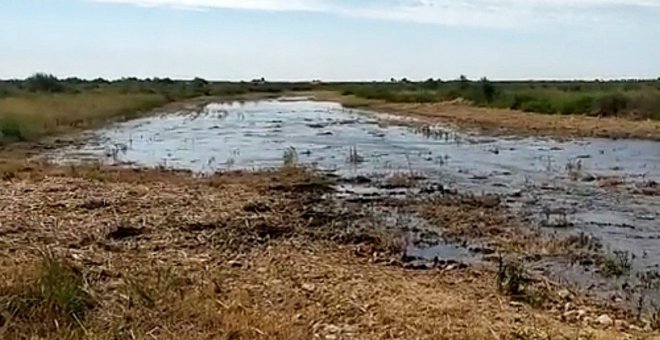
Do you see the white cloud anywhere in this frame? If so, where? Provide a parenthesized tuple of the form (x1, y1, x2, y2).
(91, 0, 325, 11)
(90, 0, 660, 27)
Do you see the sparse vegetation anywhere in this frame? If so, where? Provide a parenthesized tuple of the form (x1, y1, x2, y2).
(282, 146, 298, 166)
(347, 145, 364, 164)
(565, 159, 584, 181)
(498, 257, 527, 297)
(600, 250, 633, 277)
(0, 251, 92, 335)
(497, 257, 548, 307)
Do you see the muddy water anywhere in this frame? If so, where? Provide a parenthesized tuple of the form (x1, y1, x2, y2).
(50, 98, 659, 277)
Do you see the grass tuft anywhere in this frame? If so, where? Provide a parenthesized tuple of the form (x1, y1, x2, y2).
(600, 250, 633, 277)
(0, 251, 92, 337)
(282, 146, 298, 167)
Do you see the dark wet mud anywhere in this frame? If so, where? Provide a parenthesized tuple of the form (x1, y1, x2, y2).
(46, 98, 660, 312)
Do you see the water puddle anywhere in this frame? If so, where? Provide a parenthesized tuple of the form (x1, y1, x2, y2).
(47, 98, 660, 304)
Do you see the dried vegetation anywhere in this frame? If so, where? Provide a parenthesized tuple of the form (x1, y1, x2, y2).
(0, 165, 646, 339)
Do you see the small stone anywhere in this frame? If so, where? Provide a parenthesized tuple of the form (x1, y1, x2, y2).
(302, 283, 315, 292)
(564, 302, 573, 312)
(563, 310, 582, 321)
(557, 289, 572, 300)
(325, 335, 337, 340)
(629, 324, 643, 331)
(509, 301, 524, 308)
(614, 320, 627, 329)
(595, 314, 613, 327)
(227, 260, 243, 268)
(581, 174, 596, 182)
(324, 325, 341, 333)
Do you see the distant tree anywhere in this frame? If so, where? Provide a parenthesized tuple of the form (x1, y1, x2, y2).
(458, 74, 470, 90)
(154, 77, 175, 85)
(63, 77, 84, 84)
(25, 73, 64, 93)
(192, 77, 208, 85)
(92, 77, 109, 84)
(190, 77, 210, 95)
(480, 77, 496, 103)
(422, 78, 439, 90)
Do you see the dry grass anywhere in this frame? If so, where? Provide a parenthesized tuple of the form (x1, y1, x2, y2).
(308, 91, 660, 140)
(0, 165, 651, 339)
(0, 92, 169, 143)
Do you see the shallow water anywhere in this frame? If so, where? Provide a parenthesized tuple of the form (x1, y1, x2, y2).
(50, 99, 660, 271)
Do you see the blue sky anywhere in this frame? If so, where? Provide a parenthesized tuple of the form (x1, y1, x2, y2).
(1, 0, 659, 80)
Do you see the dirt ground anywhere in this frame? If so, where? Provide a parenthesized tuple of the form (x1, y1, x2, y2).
(308, 91, 660, 140)
(0, 165, 654, 339)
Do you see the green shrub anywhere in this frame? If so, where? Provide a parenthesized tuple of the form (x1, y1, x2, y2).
(480, 77, 496, 103)
(520, 98, 556, 114)
(600, 250, 632, 277)
(509, 93, 536, 110)
(628, 94, 660, 119)
(560, 96, 595, 115)
(596, 93, 629, 117)
(0, 114, 37, 143)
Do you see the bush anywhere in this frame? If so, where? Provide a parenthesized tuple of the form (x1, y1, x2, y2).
(509, 93, 535, 110)
(600, 250, 632, 277)
(0, 114, 36, 143)
(560, 96, 595, 115)
(628, 94, 660, 119)
(596, 93, 629, 117)
(520, 99, 556, 114)
(480, 77, 496, 103)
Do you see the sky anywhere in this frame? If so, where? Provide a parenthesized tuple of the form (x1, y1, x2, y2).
(1, 0, 660, 81)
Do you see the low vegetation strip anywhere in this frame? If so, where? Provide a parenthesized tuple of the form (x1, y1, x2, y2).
(334, 77, 660, 121)
(0, 92, 168, 143)
(0, 74, 314, 145)
(1, 74, 659, 146)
